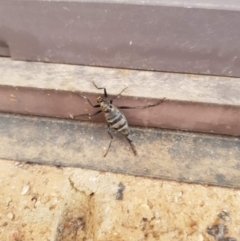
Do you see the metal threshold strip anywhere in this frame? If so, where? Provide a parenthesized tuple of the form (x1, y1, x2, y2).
(0, 113, 239, 188)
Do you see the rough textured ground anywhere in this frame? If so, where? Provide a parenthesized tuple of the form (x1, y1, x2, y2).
(0, 159, 239, 241)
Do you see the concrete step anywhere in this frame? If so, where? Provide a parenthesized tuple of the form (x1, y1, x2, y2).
(0, 113, 239, 188)
(0, 58, 239, 136)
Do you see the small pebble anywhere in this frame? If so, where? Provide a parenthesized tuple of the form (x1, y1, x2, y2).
(7, 212, 14, 220)
(21, 185, 30, 195)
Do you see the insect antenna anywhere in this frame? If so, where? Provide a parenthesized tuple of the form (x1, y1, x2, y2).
(110, 86, 128, 104)
(92, 81, 128, 104)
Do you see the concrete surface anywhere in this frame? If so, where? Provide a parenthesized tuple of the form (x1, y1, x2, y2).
(0, 58, 239, 105)
(0, 159, 239, 241)
(0, 58, 240, 136)
(0, 113, 240, 188)
(0, 57, 239, 241)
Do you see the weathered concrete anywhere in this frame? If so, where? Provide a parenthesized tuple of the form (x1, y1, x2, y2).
(0, 113, 239, 188)
(0, 58, 239, 105)
(0, 58, 240, 136)
(0, 159, 239, 241)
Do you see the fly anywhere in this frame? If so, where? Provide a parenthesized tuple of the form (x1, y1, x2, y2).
(74, 82, 165, 157)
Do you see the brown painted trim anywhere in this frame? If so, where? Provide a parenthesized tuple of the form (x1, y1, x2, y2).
(1, 85, 239, 136)
(0, 1, 240, 77)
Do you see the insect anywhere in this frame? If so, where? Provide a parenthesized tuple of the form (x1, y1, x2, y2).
(74, 82, 165, 157)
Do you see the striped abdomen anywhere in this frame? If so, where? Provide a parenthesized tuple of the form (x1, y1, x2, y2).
(104, 106, 129, 135)
(100, 101, 137, 155)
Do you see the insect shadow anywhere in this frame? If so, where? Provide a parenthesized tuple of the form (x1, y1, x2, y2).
(74, 82, 165, 157)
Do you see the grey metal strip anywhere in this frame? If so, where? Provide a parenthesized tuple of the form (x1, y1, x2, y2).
(0, 113, 239, 188)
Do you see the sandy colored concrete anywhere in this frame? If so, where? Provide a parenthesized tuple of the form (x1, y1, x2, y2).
(0, 159, 239, 241)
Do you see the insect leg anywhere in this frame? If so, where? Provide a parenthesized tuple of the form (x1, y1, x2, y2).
(126, 133, 137, 156)
(110, 86, 128, 104)
(118, 97, 166, 109)
(73, 110, 102, 120)
(92, 81, 108, 98)
(77, 93, 100, 108)
(103, 124, 113, 157)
